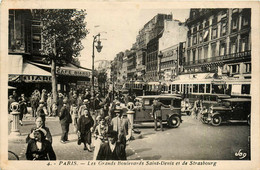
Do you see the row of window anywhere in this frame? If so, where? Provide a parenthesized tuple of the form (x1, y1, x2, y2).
(187, 34, 250, 63)
(188, 11, 250, 47)
(171, 83, 250, 95)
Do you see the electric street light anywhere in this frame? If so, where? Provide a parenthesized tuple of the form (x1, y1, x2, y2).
(158, 51, 163, 94)
(92, 33, 103, 111)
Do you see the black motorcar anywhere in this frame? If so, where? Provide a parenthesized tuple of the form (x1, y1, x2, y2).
(134, 95, 182, 128)
(204, 98, 251, 126)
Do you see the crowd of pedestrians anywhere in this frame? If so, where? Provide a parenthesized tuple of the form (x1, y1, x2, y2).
(8, 88, 136, 161)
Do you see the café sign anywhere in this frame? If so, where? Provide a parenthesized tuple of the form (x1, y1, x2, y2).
(56, 67, 91, 77)
(22, 75, 51, 82)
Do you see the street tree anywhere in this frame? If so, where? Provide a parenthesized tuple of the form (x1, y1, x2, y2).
(33, 9, 88, 102)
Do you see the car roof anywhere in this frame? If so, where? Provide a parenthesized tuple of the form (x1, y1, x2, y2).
(222, 98, 251, 102)
(137, 95, 182, 100)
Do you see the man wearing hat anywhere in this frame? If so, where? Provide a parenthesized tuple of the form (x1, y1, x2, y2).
(110, 106, 130, 148)
(36, 100, 48, 127)
(59, 100, 72, 143)
(96, 130, 126, 160)
(78, 99, 89, 119)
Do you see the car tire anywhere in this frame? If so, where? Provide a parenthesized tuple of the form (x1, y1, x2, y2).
(211, 114, 222, 126)
(168, 116, 181, 128)
(247, 115, 250, 125)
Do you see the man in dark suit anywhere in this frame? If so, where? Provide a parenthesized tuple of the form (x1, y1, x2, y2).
(96, 130, 126, 160)
(59, 100, 71, 143)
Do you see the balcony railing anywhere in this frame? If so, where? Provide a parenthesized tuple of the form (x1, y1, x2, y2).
(183, 50, 251, 66)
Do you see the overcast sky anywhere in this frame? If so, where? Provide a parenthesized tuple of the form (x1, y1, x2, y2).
(79, 8, 190, 69)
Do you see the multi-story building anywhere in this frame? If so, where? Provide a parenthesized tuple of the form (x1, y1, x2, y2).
(111, 52, 124, 90)
(158, 19, 188, 83)
(127, 44, 137, 81)
(135, 23, 151, 80)
(173, 8, 251, 97)
(121, 54, 128, 82)
(145, 14, 173, 82)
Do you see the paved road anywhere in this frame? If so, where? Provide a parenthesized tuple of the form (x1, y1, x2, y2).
(127, 115, 250, 160)
(8, 114, 250, 160)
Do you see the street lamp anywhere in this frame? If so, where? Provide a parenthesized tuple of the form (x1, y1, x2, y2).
(92, 33, 103, 110)
(158, 51, 163, 94)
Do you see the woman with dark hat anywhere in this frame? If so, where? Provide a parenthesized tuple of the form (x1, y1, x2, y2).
(26, 128, 56, 160)
(77, 109, 94, 151)
(96, 130, 126, 160)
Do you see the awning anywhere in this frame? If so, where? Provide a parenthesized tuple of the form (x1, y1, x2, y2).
(22, 62, 51, 76)
(28, 61, 91, 77)
(9, 62, 52, 82)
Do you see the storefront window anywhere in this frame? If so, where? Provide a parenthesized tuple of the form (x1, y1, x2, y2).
(189, 84, 192, 93)
(199, 84, 205, 93)
(241, 84, 250, 94)
(193, 84, 198, 93)
(206, 84, 210, 93)
(176, 84, 180, 92)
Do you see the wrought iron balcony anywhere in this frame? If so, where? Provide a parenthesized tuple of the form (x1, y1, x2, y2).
(183, 50, 251, 67)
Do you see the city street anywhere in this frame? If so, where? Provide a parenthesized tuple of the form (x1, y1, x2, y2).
(8, 114, 250, 160)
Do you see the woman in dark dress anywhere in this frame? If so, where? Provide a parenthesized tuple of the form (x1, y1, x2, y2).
(26, 129, 56, 160)
(96, 130, 126, 160)
(77, 109, 94, 151)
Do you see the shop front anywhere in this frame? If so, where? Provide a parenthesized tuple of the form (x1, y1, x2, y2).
(8, 57, 91, 97)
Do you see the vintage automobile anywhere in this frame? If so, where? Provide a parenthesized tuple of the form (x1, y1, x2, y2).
(203, 98, 251, 126)
(188, 93, 231, 107)
(134, 95, 183, 128)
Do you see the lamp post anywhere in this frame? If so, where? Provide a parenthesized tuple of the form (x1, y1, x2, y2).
(92, 33, 103, 111)
(158, 51, 163, 94)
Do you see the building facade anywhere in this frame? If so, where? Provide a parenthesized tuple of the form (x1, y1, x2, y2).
(176, 8, 251, 96)
(8, 9, 91, 96)
(145, 14, 173, 82)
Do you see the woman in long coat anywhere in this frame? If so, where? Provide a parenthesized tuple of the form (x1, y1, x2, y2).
(77, 109, 94, 151)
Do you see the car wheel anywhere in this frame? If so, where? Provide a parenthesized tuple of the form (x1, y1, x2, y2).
(211, 114, 222, 126)
(247, 115, 250, 125)
(168, 116, 181, 128)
